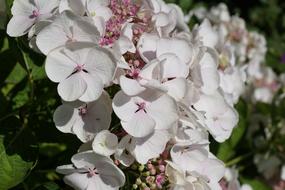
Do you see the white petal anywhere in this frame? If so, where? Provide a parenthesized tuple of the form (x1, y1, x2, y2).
(163, 78, 187, 101)
(45, 46, 77, 83)
(79, 73, 104, 102)
(63, 173, 89, 190)
(121, 111, 155, 138)
(92, 130, 118, 156)
(96, 160, 126, 188)
(119, 76, 146, 96)
(11, 0, 35, 15)
(132, 130, 170, 164)
(58, 73, 87, 102)
(87, 175, 117, 190)
(156, 38, 193, 65)
(37, 0, 59, 14)
(59, 0, 85, 15)
(112, 91, 137, 121)
(147, 94, 178, 130)
(7, 16, 35, 37)
(83, 46, 116, 85)
(53, 104, 77, 133)
(137, 33, 159, 62)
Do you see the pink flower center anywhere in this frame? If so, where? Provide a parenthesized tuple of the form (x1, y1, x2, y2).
(74, 64, 86, 73)
(135, 102, 146, 113)
(78, 106, 88, 116)
(128, 68, 141, 79)
(87, 168, 98, 178)
(30, 10, 40, 19)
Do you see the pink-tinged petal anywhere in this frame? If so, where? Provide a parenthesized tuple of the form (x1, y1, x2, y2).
(53, 104, 77, 133)
(7, 16, 35, 37)
(83, 46, 116, 85)
(79, 73, 104, 102)
(132, 130, 170, 164)
(45, 47, 77, 82)
(58, 73, 87, 102)
(163, 78, 187, 101)
(112, 91, 137, 121)
(147, 94, 178, 130)
(121, 111, 155, 138)
(63, 173, 89, 190)
(119, 76, 145, 96)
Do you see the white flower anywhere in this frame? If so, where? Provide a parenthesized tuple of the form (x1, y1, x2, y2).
(45, 42, 116, 102)
(138, 33, 193, 66)
(53, 92, 112, 142)
(114, 135, 135, 167)
(36, 11, 100, 55)
(56, 151, 125, 190)
(194, 91, 238, 142)
(112, 90, 178, 138)
(170, 144, 225, 189)
(92, 130, 118, 157)
(7, 0, 59, 37)
(120, 57, 188, 101)
(166, 161, 213, 190)
(116, 130, 170, 165)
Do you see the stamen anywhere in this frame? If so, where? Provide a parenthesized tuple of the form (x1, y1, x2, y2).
(135, 102, 147, 113)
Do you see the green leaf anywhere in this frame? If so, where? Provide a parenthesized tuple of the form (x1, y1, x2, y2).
(0, 0, 6, 30)
(0, 136, 33, 190)
(216, 141, 235, 162)
(240, 177, 271, 190)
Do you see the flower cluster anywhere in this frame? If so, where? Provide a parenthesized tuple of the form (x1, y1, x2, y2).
(6, 0, 263, 189)
(188, 3, 285, 189)
(188, 3, 285, 105)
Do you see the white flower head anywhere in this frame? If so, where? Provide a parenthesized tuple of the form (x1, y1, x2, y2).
(53, 92, 112, 142)
(45, 42, 116, 102)
(36, 11, 100, 55)
(56, 151, 125, 190)
(112, 90, 178, 138)
(7, 0, 59, 37)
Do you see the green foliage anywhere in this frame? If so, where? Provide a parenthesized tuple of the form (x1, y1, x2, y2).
(0, 136, 33, 190)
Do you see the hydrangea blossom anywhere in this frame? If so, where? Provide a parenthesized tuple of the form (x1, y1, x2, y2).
(6, 0, 260, 189)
